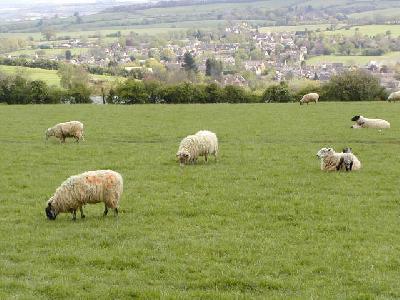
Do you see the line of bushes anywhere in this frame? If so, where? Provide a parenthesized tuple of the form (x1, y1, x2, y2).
(0, 69, 389, 105)
(110, 70, 388, 104)
(0, 75, 91, 104)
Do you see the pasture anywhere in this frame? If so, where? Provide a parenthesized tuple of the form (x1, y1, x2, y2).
(0, 65, 122, 87)
(1, 103, 400, 298)
(306, 51, 400, 66)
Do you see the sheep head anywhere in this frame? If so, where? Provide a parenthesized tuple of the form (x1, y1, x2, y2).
(176, 151, 190, 166)
(45, 200, 57, 220)
(316, 147, 335, 159)
(45, 128, 53, 140)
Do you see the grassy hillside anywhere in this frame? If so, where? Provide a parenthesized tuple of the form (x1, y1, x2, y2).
(1, 103, 400, 298)
(0, 65, 121, 87)
(306, 51, 400, 66)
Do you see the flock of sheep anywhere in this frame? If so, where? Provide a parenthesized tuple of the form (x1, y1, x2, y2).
(44, 92, 394, 221)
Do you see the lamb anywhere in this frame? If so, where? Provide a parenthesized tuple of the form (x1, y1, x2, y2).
(300, 93, 319, 105)
(45, 170, 123, 221)
(337, 147, 362, 171)
(316, 147, 361, 171)
(388, 91, 400, 102)
(45, 121, 84, 143)
(350, 115, 390, 129)
(176, 130, 219, 166)
(195, 130, 218, 162)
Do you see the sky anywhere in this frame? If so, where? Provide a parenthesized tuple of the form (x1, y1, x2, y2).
(0, 0, 150, 4)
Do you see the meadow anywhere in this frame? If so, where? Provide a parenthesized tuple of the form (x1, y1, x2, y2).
(0, 65, 122, 87)
(1, 103, 400, 298)
(306, 51, 400, 66)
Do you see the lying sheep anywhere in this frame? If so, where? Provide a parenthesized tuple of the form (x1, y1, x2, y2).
(195, 130, 218, 162)
(176, 130, 219, 166)
(45, 170, 123, 221)
(300, 93, 319, 105)
(46, 121, 84, 143)
(350, 115, 390, 129)
(388, 91, 400, 102)
(338, 147, 361, 171)
(316, 147, 361, 171)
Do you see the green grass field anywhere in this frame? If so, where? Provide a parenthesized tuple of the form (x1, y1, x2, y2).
(0, 65, 122, 87)
(327, 25, 400, 37)
(306, 51, 400, 66)
(6, 48, 91, 58)
(1, 103, 400, 298)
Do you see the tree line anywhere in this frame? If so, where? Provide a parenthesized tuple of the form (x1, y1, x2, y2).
(0, 69, 388, 105)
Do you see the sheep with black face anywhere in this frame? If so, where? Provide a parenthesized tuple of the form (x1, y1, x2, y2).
(350, 115, 390, 129)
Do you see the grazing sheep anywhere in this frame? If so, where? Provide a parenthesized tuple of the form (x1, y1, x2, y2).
(45, 121, 84, 143)
(300, 93, 319, 105)
(388, 91, 400, 102)
(176, 135, 203, 166)
(176, 130, 219, 166)
(316, 147, 361, 171)
(350, 115, 390, 129)
(45, 170, 123, 221)
(195, 130, 218, 162)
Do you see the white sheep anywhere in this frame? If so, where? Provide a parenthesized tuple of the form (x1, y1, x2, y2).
(176, 130, 219, 166)
(350, 115, 390, 129)
(45, 170, 123, 220)
(300, 93, 319, 105)
(45, 121, 84, 143)
(388, 91, 400, 102)
(316, 147, 361, 171)
(176, 135, 203, 166)
(195, 130, 218, 162)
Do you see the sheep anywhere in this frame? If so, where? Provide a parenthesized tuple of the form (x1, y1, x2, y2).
(195, 130, 218, 162)
(45, 121, 84, 143)
(316, 147, 361, 171)
(45, 170, 123, 221)
(300, 93, 319, 105)
(388, 91, 400, 102)
(176, 135, 203, 166)
(337, 147, 362, 171)
(176, 130, 219, 166)
(350, 115, 390, 129)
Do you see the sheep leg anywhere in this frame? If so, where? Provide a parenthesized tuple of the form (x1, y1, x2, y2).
(336, 157, 344, 171)
(72, 210, 77, 221)
(114, 208, 118, 217)
(80, 207, 85, 218)
(204, 154, 208, 163)
(103, 205, 109, 216)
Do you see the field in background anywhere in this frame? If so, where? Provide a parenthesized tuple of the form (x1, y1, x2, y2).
(5, 48, 91, 58)
(306, 51, 400, 66)
(327, 25, 400, 37)
(1, 103, 400, 298)
(0, 65, 122, 87)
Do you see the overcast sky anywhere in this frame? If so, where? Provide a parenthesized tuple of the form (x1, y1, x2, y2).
(1, 0, 149, 4)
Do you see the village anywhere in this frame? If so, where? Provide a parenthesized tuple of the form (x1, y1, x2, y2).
(2, 22, 400, 90)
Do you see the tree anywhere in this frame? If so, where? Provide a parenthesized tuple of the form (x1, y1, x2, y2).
(29, 80, 49, 104)
(205, 58, 223, 79)
(65, 50, 72, 60)
(322, 70, 387, 101)
(41, 28, 56, 41)
(262, 81, 293, 103)
(114, 80, 148, 104)
(182, 52, 197, 73)
(57, 64, 89, 89)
